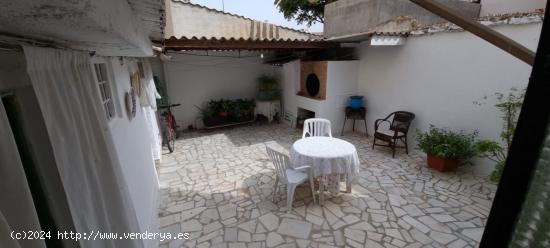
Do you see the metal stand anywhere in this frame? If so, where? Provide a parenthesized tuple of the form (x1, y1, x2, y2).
(341, 107, 368, 136)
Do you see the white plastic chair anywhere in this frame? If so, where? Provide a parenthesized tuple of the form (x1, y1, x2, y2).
(266, 145, 316, 210)
(302, 118, 332, 138)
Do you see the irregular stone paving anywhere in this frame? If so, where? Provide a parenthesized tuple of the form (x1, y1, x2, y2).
(157, 124, 496, 248)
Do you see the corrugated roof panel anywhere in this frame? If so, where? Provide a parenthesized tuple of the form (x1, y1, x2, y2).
(167, 0, 322, 41)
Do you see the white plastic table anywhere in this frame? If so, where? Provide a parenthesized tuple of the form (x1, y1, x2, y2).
(290, 137, 360, 205)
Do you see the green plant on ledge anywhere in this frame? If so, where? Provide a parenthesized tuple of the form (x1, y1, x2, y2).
(257, 74, 280, 101)
(417, 126, 479, 163)
(474, 87, 525, 182)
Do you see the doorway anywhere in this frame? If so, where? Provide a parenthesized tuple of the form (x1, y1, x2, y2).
(1, 89, 77, 248)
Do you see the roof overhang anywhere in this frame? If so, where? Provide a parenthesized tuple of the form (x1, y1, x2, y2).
(164, 37, 340, 51)
(370, 35, 407, 46)
(0, 0, 162, 56)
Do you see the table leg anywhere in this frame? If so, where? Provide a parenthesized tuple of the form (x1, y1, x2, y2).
(319, 176, 325, 206)
(346, 178, 352, 193)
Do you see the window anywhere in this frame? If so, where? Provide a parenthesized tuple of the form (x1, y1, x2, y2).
(93, 63, 116, 120)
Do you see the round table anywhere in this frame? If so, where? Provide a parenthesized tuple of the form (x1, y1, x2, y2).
(290, 137, 360, 204)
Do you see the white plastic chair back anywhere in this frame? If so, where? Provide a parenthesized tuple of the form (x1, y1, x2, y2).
(266, 145, 290, 184)
(302, 118, 332, 138)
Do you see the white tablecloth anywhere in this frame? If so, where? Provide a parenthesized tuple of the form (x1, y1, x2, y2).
(290, 137, 360, 194)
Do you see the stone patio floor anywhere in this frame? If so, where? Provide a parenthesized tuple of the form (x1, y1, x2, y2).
(157, 124, 496, 248)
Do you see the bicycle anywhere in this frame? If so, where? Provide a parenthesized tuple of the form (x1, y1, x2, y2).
(159, 103, 180, 153)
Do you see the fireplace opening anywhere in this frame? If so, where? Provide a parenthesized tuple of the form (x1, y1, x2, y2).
(296, 108, 315, 129)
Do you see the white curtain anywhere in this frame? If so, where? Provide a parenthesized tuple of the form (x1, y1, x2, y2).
(0, 99, 42, 248)
(23, 46, 142, 248)
(143, 106, 162, 161)
(138, 58, 162, 161)
(0, 212, 21, 248)
(138, 58, 160, 110)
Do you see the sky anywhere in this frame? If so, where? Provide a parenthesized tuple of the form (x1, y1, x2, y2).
(191, 0, 324, 33)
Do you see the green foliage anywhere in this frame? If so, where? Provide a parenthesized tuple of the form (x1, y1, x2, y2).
(474, 140, 506, 163)
(219, 99, 234, 113)
(489, 161, 506, 182)
(416, 126, 479, 161)
(235, 98, 256, 114)
(257, 75, 281, 100)
(274, 0, 337, 26)
(257, 75, 279, 91)
(474, 87, 525, 182)
(495, 87, 525, 149)
(197, 98, 256, 118)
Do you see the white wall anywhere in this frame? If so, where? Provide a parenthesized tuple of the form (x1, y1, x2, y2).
(164, 51, 280, 129)
(281, 60, 359, 135)
(480, 0, 546, 15)
(357, 23, 542, 174)
(106, 57, 159, 248)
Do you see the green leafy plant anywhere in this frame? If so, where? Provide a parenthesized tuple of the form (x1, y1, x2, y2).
(200, 98, 256, 118)
(274, 0, 337, 26)
(220, 99, 234, 113)
(257, 75, 281, 100)
(206, 99, 222, 114)
(416, 126, 479, 162)
(474, 140, 507, 181)
(474, 87, 525, 182)
(195, 105, 214, 119)
(235, 98, 256, 116)
(257, 75, 279, 91)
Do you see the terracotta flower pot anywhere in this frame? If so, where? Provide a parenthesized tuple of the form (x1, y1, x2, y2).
(427, 154, 459, 172)
(219, 112, 229, 117)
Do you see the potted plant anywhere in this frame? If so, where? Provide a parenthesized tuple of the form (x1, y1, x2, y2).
(417, 126, 478, 172)
(242, 99, 256, 116)
(218, 99, 232, 117)
(198, 98, 256, 128)
(256, 75, 280, 101)
(200, 99, 226, 126)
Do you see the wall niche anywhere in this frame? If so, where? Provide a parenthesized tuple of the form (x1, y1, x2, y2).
(299, 61, 327, 100)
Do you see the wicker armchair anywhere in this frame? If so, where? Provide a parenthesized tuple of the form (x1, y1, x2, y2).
(372, 111, 415, 158)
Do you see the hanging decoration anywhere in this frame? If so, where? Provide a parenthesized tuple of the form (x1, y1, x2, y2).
(125, 87, 137, 120)
(131, 71, 142, 97)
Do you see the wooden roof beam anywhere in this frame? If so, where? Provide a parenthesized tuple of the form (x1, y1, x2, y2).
(410, 0, 536, 66)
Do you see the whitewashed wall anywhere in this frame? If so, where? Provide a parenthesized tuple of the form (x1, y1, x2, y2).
(105, 57, 159, 248)
(357, 23, 542, 174)
(480, 0, 546, 16)
(163, 52, 280, 129)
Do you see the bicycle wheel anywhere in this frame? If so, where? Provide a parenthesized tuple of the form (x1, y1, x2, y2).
(167, 128, 176, 153)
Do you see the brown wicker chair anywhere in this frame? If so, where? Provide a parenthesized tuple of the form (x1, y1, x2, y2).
(372, 111, 415, 158)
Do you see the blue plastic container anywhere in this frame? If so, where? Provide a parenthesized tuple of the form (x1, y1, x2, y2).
(350, 96, 364, 109)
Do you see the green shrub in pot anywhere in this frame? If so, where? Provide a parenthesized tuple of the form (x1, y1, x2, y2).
(417, 125, 478, 171)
